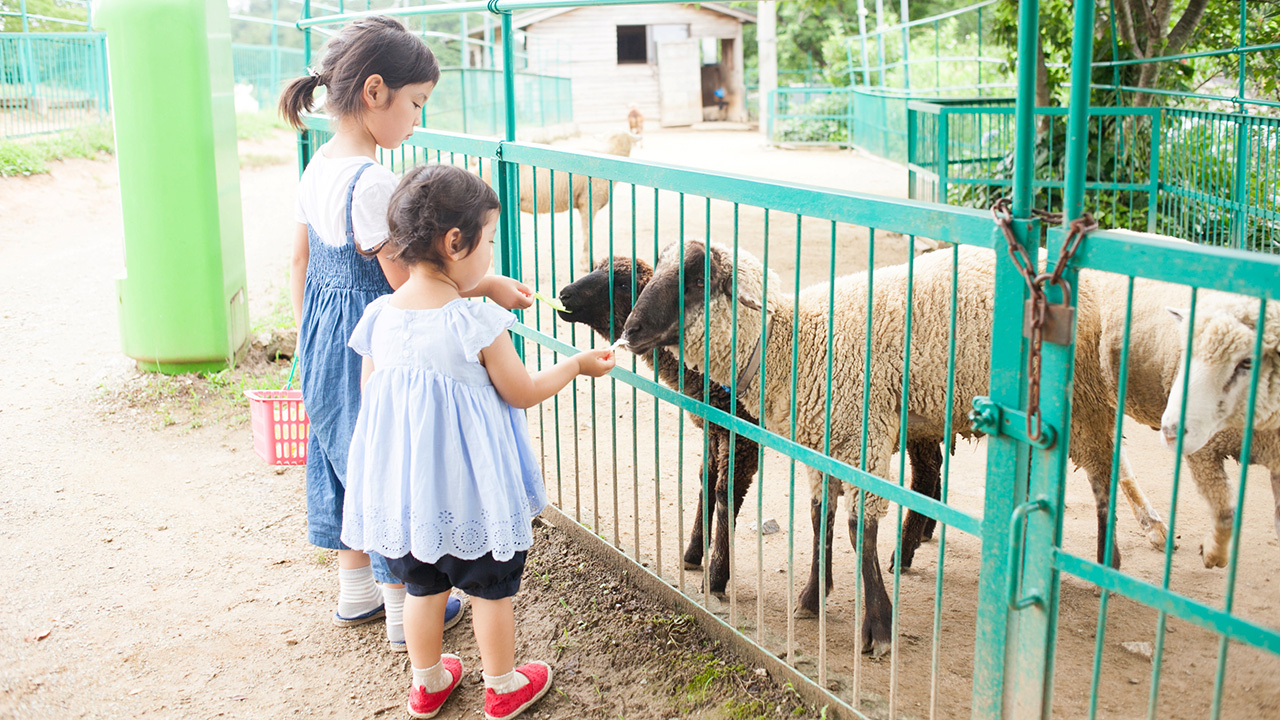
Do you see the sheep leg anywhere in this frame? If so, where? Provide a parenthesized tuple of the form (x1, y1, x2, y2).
(856, 502, 892, 657)
(683, 432, 720, 570)
(796, 473, 838, 619)
(1272, 469, 1280, 545)
(890, 438, 943, 572)
(1086, 469, 1124, 569)
(1116, 451, 1172, 550)
(1186, 450, 1234, 569)
(707, 433, 760, 596)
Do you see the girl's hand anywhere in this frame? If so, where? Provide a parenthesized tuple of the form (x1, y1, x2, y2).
(484, 275, 535, 311)
(575, 349, 616, 377)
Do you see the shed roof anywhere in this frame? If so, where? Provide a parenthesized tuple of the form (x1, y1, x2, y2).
(511, 2, 756, 30)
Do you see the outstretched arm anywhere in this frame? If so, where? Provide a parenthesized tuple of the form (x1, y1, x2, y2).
(464, 275, 534, 311)
(482, 332, 614, 409)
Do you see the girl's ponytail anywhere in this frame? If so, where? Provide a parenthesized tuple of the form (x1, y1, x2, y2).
(279, 73, 324, 131)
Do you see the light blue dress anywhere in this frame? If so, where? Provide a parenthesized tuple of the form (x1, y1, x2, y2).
(341, 295, 547, 563)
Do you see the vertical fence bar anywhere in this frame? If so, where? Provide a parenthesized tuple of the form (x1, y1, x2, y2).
(970, 0, 1039, 712)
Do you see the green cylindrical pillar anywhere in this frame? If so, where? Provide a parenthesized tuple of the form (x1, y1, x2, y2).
(99, 0, 248, 374)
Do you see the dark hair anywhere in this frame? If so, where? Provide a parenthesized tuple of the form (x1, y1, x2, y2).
(381, 164, 501, 268)
(278, 16, 440, 131)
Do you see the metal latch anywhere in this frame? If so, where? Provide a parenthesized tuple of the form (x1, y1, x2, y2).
(969, 396, 1057, 450)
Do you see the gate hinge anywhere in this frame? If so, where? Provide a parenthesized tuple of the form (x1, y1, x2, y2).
(969, 396, 1057, 450)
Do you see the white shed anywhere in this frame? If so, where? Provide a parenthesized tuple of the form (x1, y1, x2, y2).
(510, 3, 755, 128)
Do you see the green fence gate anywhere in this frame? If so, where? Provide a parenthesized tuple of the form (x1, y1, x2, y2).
(296, 1, 1280, 717)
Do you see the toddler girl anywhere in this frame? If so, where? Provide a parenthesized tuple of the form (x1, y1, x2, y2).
(279, 15, 531, 650)
(342, 164, 614, 719)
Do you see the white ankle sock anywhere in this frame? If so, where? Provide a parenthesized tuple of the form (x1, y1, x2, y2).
(413, 660, 454, 693)
(337, 565, 381, 618)
(483, 669, 530, 695)
(382, 585, 406, 644)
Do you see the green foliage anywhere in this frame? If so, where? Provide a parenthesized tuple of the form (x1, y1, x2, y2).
(0, 121, 113, 177)
(773, 91, 849, 144)
(0, 0, 87, 32)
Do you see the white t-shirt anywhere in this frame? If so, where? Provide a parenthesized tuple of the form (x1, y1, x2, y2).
(294, 147, 399, 251)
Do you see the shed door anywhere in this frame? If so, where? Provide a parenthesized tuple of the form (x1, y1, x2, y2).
(657, 40, 701, 128)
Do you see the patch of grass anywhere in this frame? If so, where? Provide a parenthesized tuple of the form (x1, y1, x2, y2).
(724, 699, 770, 720)
(0, 122, 114, 177)
(96, 358, 293, 433)
(251, 286, 295, 338)
(236, 110, 291, 141)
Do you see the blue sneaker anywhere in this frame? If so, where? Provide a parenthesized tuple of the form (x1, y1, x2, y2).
(389, 595, 468, 653)
(332, 604, 385, 628)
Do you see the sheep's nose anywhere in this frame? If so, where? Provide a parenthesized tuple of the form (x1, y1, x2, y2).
(626, 319, 643, 338)
(558, 286, 575, 304)
(1161, 421, 1179, 447)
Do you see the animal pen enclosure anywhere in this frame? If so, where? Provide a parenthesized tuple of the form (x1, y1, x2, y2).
(296, 1, 1280, 718)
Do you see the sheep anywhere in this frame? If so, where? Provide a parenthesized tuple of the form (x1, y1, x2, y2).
(471, 132, 640, 272)
(623, 240, 1155, 657)
(1090, 269, 1280, 566)
(627, 104, 645, 136)
(554, 256, 947, 596)
(1161, 292, 1280, 451)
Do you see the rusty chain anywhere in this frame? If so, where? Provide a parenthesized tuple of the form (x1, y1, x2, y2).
(990, 197, 1098, 443)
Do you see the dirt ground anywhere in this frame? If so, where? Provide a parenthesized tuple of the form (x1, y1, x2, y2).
(3, 122, 1278, 720)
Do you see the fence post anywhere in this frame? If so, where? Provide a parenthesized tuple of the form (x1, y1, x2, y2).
(937, 111, 949, 204)
(1230, 113, 1249, 249)
(971, 0, 1040, 714)
(1230, 0, 1249, 249)
(1148, 110, 1161, 233)
(495, 7, 522, 357)
(907, 104, 917, 200)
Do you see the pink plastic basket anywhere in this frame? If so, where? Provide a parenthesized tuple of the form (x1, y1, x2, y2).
(245, 389, 309, 465)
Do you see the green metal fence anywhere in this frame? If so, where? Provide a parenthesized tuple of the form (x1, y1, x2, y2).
(908, 101, 1280, 253)
(0, 31, 108, 138)
(231, 43, 307, 110)
(296, 2, 1280, 718)
(767, 87, 908, 163)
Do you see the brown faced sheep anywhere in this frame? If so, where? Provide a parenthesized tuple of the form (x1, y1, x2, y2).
(555, 256, 946, 596)
(623, 240, 1159, 657)
(472, 132, 640, 272)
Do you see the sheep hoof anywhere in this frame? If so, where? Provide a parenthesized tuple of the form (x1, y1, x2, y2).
(793, 606, 818, 620)
(863, 638, 892, 658)
(1199, 541, 1229, 569)
(1144, 519, 1173, 551)
(683, 561, 703, 571)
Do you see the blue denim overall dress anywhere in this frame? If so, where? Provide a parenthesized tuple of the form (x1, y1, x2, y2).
(299, 162, 395, 583)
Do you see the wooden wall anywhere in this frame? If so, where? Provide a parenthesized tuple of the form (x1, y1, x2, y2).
(522, 6, 747, 126)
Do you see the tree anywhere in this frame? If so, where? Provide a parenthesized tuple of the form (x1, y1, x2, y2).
(0, 0, 87, 32)
(992, 0, 1278, 109)
(1112, 0, 1210, 106)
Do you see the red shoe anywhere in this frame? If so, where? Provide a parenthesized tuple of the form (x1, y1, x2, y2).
(484, 662, 553, 720)
(407, 654, 463, 719)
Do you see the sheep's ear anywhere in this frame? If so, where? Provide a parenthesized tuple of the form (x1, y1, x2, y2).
(1167, 307, 1189, 324)
(739, 269, 779, 311)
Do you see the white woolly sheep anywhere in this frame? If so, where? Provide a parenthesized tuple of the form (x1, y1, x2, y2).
(472, 132, 640, 272)
(624, 240, 1159, 657)
(1091, 269, 1280, 565)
